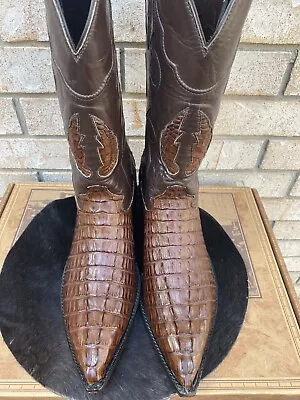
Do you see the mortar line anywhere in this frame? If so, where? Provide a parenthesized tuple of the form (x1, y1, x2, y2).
(0, 93, 57, 99)
(260, 196, 300, 201)
(119, 48, 126, 92)
(287, 171, 300, 197)
(279, 49, 299, 96)
(0, 168, 71, 173)
(256, 139, 270, 168)
(12, 98, 29, 136)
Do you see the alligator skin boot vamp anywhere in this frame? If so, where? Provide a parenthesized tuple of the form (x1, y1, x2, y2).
(45, 0, 139, 390)
(140, 0, 252, 396)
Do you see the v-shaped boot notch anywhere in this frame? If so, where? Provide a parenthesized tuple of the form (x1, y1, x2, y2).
(193, 0, 231, 42)
(58, 0, 92, 50)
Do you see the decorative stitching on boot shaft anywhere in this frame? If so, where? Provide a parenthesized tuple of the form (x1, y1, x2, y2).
(68, 113, 92, 178)
(90, 115, 119, 178)
(160, 108, 212, 178)
(68, 113, 120, 181)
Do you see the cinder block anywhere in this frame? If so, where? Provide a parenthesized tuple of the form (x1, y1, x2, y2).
(241, 0, 300, 44)
(0, 47, 54, 93)
(20, 98, 64, 135)
(261, 140, 300, 170)
(226, 50, 293, 96)
(290, 176, 300, 197)
(123, 99, 146, 136)
(0, 0, 48, 42)
(284, 257, 300, 272)
(285, 54, 300, 96)
(288, 271, 300, 286)
(199, 171, 295, 198)
(124, 49, 146, 94)
(273, 221, 300, 240)
(112, 0, 146, 43)
(127, 137, 145, 168)
(39, 171, 72, 183)
(0, 171, 38, 196)
(0, 98, 22, 135)
(200, 139, 264, 170)
(278, 241, 300, 257)
(215, 99, 300, 137)
(0, 138, 69, 169)
(262, 198, 300, 221)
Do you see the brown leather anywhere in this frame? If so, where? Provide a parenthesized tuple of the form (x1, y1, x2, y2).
(143, 187, 216, 389)
(141, 0, 252, 394)
(45, 0, 138, 387)
(63, 188, 137, 384)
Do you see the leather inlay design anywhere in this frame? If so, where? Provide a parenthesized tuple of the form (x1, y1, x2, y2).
(68, 114, 92, 178)
(91, 115, 119, 178)
(160, 108, 212, 177)
(185, 111, 212, 176)
(63, 187, 137, 385)
(160, 109, 187, 175)
(143, 187, 216, 390)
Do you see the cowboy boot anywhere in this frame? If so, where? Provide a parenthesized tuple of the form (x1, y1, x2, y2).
(45, 0, 139, 390)
(140, 0, 252, 396)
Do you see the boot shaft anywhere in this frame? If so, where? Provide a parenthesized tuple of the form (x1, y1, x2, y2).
(142, 0, 252, 207)
(45, 0, 135, 208)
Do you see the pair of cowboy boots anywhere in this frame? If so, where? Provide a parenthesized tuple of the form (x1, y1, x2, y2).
(45, 0, 251, 396)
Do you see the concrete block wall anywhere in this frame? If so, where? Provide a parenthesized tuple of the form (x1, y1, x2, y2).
(0, 0, 300, 296)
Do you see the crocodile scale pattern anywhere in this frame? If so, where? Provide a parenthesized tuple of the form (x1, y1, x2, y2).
(143, 187, 216, 390)
(63, 188, 137, 385)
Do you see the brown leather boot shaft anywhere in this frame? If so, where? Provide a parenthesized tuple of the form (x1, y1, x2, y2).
(141, 0, 252, 205)
(141, 0, 252, 394)
(45, 0, 135, 207)
(45, 0, 137, 388)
